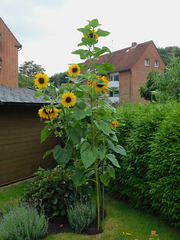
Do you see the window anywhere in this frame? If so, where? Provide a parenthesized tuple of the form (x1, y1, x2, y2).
(154, 60, 159, 68)
(110, 90, 119, 97)
(110, 74, 119, 81)
(144, 59, 149, 66)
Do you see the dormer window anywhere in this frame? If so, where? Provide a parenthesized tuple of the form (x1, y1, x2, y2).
(145, 59, 149, 66)
(154, 60, 159, 68)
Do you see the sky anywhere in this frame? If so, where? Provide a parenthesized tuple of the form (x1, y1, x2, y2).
(1, 0, 180, 77)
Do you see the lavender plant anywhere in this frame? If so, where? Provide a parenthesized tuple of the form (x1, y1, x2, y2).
(0, 203, 48, 240)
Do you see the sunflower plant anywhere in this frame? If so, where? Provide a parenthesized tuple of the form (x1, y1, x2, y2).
(34, 18, 126, 230)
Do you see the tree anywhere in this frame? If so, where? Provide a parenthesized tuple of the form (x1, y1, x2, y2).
(19, 61, 45, 78)
(158, 46, 180, 65)
(18, 61, 46, 88)
(139, 57, 180, 102)
(49, 72, 68, 87)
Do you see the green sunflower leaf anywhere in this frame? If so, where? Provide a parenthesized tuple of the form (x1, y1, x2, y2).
(72, 168, 86, 186)
(96, 29, 110, 37)
(107, 164, 115, 179)
(43, 149, 53, 159)
(34, 91, 42, 97)
(99, 145, 107, 160)
(80, 142, 98, 169)
(41, 125, 52, 143)
(53, 143, 72, 167)
(106, 154, 120, 168)
(88, 19, 100, 28)
(65, 125, 85, 144)
(107, 139, 126, 156)
(100, 173, 110, 186)
(82, 37, 98, 47)
(94, 119, 112, 136)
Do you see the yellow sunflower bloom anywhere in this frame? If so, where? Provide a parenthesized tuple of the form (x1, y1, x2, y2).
(61, 92, 76, 108)
(87, 79, 92, 88)
(84, 29, 98, 40)
(68, 64, 80, 77)
(34, 73, 49, 89)
(48, 108, 59, 119)
(93, 76, 109, 92)
(38, 107, 59, 119)
(110, 120, 119, 129)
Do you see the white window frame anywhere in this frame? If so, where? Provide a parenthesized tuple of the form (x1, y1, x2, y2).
(154, 60, 159, 68)
(145, 59, 149, 66)
(110, 73, 119, 81)
(110, 89, 119, 97)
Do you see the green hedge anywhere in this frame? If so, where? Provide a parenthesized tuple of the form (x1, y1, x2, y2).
(107, 102, 180, 228)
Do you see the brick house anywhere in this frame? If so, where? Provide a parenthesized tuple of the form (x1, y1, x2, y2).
(0, 17, 22, 87)
(97, 40, 165, 103)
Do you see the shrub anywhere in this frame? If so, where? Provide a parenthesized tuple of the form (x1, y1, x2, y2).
(107, 102, 180, 227)
(23, 166, 91, 219)
(67, 201, 96, 233)
(0, 203, 48, 240)
(148, 108, 180, 227)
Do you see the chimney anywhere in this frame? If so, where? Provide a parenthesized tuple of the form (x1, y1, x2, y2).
(131, 42, 137, 48)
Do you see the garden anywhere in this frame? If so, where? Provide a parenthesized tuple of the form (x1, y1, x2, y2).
(0, 19, 180, 240)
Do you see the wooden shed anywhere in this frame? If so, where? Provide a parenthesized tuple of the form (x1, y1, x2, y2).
(0, 86, 57, 186)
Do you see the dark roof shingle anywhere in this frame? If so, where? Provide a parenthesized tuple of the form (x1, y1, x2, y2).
(0, 86, 46, 104)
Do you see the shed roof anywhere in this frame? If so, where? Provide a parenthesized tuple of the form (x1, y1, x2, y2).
(0, 86, 46, 105)
(95, 40, 154, 72)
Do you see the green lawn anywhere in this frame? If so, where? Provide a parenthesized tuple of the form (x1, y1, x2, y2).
(0, 180, 180, 240)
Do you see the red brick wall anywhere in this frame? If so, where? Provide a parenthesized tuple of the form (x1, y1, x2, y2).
(130, 41, 165, 102)
(0, 18, 20, 87)
(119, 71, 130, 103)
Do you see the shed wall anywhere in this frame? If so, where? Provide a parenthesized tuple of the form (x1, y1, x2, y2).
(0, 104, 57, 186)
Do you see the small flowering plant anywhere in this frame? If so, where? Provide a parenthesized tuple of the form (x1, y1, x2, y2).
(34, 19, 126, 230)
(149, 230, 160, 240)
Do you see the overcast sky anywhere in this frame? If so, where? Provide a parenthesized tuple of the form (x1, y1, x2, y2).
(1, 0, 179, 77)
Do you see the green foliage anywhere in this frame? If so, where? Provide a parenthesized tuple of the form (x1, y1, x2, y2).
(23, 166, 85, 219)
(107, 102, 180, 228)
(49, 72, 68, 87)
(19, 60, 45, 78)
(0, 203, 48, 240)
(67, 201, 96, 233)
(158, 46, 180, 65)
(140, 57, 180, 102)
(18, 74, 35, 89)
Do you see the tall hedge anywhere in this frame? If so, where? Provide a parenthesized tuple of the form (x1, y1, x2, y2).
(107, 102, 180, 228)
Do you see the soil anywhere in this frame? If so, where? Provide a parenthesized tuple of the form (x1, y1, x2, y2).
(47, 211, 105, 236)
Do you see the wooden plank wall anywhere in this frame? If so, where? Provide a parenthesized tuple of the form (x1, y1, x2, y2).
(0, 104, 58, 186)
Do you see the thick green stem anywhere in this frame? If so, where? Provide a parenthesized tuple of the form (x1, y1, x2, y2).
(95, 159, 100, 230)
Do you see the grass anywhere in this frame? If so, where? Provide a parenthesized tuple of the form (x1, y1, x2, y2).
(0, 179, 30, 213)
(0, 180, 180, 240)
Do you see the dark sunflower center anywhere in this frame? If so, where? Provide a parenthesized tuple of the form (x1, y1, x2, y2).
(89, 33, 94, 38)
(43, 109, 48, 114)
(39, 78, 45, 84)
(72, 67, 77, 73)
(66, 97, 71, 103)
(97, 84, 103, 88)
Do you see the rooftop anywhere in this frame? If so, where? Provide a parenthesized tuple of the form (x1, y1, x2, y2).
(0, 86, 46, 105)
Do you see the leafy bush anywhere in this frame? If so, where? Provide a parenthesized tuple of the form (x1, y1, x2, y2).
(0, 203, 48, 240)
(67, 201, 96, 233)
(23, 166, 91, 219)
(107, 102, 180, 227)
(147, 108, 180, 227)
